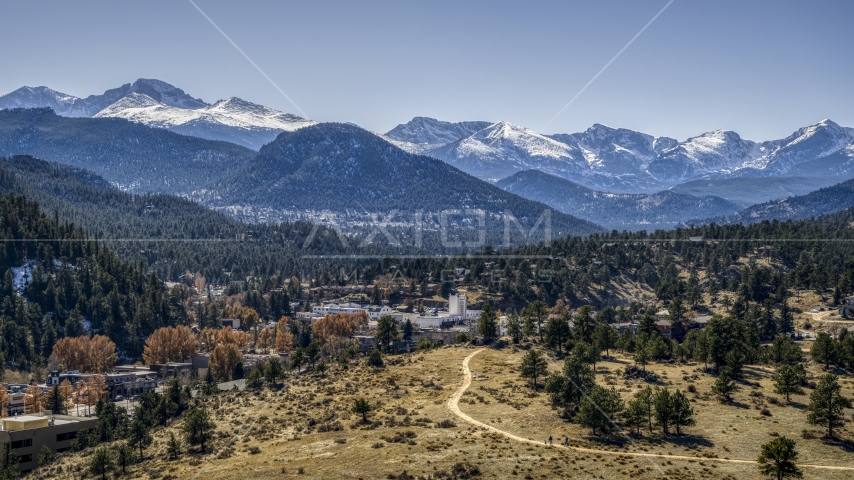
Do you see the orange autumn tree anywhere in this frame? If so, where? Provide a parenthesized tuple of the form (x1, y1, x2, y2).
(0, 384, 9, 417)
(242, 308, 260, 331)
(52, 335, 118, 373)
(199, 328, 219, 352)
(256, 327, 274, 353)
(60, 379, 74, 411)
(52, 337, 86, 372)
(312, 313, 366, 344)
(143, 326, 199, 364)
(85, 375, 108, 405)
(209, 344, 242, 382)
(24, 385, 45, 414)
(274, 317, 294, 353)
(217, 327, 252, 349)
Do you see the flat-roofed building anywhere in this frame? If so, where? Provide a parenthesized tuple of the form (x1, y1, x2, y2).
(0, 412, 97, 474)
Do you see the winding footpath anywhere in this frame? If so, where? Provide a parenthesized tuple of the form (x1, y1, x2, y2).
(448, 349, 854, 472)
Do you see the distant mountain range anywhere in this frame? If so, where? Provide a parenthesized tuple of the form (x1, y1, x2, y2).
(0, 79, 314, 149)
(3, 78, 854, 237)
(697, 177, 854, 226)
(385, 118, 854, 195)
(497, 169, 741, 230)
(201, 122, 603, 241)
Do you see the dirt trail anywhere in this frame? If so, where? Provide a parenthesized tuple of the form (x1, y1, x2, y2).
(448, 348, 854, 471)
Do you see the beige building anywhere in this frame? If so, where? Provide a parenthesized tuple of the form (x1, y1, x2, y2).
(0, 412, 97, 474)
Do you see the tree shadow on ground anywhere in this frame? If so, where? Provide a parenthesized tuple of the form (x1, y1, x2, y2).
(727, 400, 752, 410)
(584, 433, 714, 449)
(822, 437, 854, 452)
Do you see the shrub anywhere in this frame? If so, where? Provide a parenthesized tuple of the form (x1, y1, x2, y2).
(435, 419, 457, 428)
(368, 350, 384, 368)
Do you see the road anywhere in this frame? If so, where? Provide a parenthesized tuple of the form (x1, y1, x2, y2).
(448, 348, 854, 472)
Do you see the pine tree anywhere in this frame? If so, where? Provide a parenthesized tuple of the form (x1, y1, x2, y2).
(778, 298, 794, 334)
(88, 447, 115, 480)
(352, 397, 371, 422)
(774, 364, 806, 402)
(115, 442, 136, 475)
(375, 316, 399, 352)
(623, 397, 647, 435)
(0, 443, 19, 480)
(669, 389, 695, 435)
(638, 312, 657, 336)
(544, 348, 596, 408)
(506, 312, 523, 344)
(264, 357, 284, 385)
(638, 386, 655, 433)
(183, 408, 215, 452)
(477, 303, 498, 343)
(634, 342, 650, 372)
(806, 374, 852, 438)
(402, 319, 413, 341)
(544, 316, 570, 353)
(520, 350, 548, 390)
(167, 432, 182, 460)
(758, 436, 803, 480)
(810, 332, 837, 368)
(523, 301, 548, 343)
(653, 388, 673, 435)
(576, 386, 623, 435)
(128, 417, 153, 459)
(712, 373, 738, 402)
(593, 324, 618, 358)
(44, 385, 66, 414)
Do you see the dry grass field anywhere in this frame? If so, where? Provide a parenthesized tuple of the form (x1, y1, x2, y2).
(41, 343, 854, 480)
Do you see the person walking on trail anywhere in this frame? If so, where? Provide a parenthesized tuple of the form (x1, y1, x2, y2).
(548, 435, 552, 445)
(564, 436, 568, 447)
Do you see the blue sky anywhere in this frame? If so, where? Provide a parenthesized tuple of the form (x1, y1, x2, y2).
(1, 0, 852, 140)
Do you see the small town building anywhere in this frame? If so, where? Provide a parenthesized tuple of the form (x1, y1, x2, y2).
(0, 412, 97, 474)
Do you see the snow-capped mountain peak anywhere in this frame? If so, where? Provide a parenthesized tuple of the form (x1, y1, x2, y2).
(387, 115, 854, 192)
(98, 78, 208, 110)
(92, 92, 315, 149)
(384, 116, 491, 153)
(0, 79, 315, 149)
(0, 86, 89, 117)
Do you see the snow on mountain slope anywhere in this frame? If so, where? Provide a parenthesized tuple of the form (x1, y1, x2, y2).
(96, 78, 208, 111)
(94, 93, 315, 149)
(550, 123, 678, 176)
(0, 86, 90, 117)
(647, 130, 761, 183)
(0, 79, 313, 149)
(0, 79, 208, 118)
(384, 117, 491, 153)
(424, 121, 589, 181)
(755, 119, 853, 174)
(388, 116, 853, 192)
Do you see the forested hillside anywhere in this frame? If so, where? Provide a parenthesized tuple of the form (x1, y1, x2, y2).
(497, 169, 741, 230)
(0, 193, 184, 367)
(0, 108, 255, 194)
(0, 156, 401, 283)
(700, 177, 854, 226)
(392, 209, 854, 315)
(203, 123, 604, 241)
